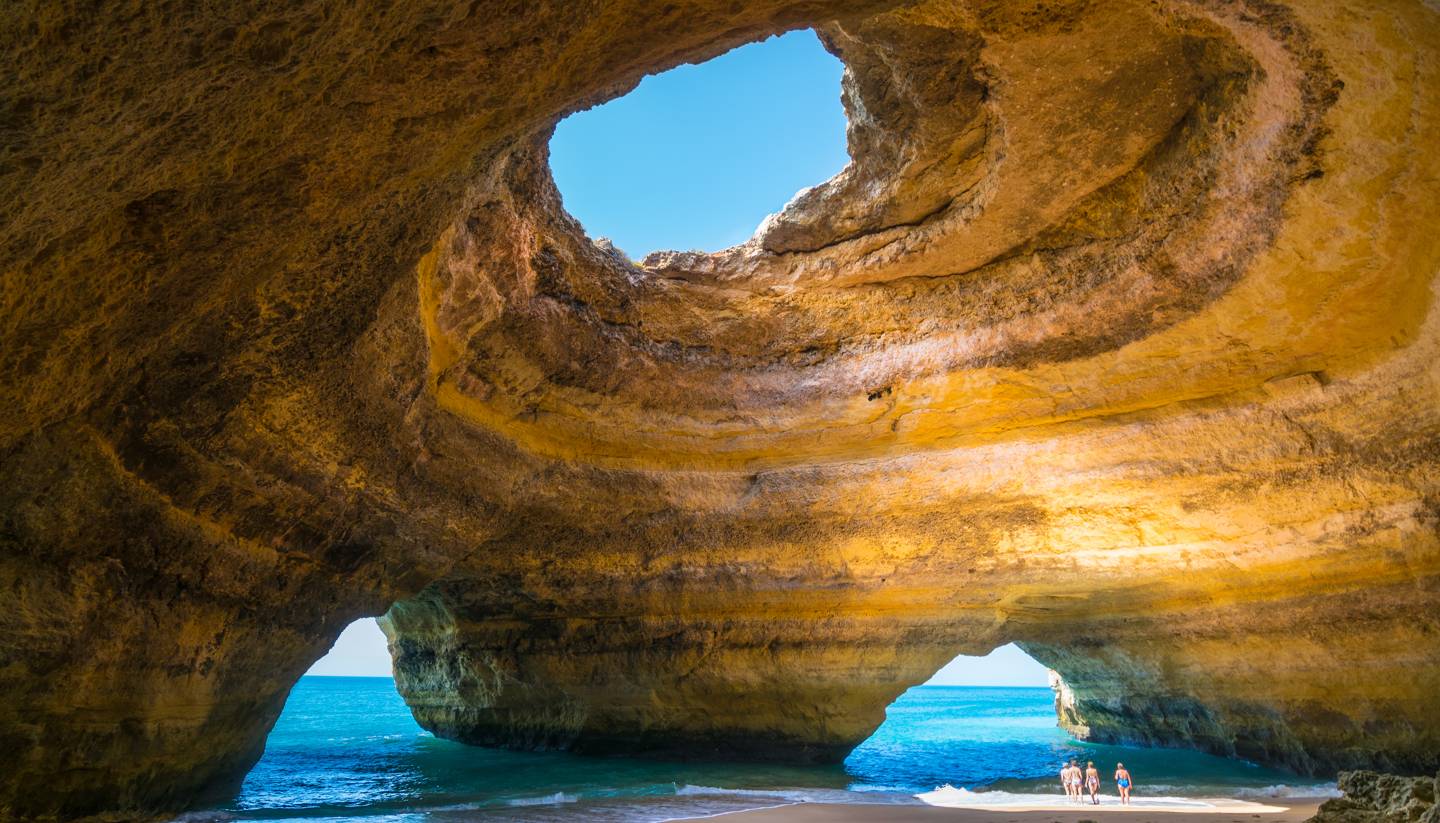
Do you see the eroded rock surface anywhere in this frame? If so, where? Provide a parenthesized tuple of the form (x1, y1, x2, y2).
(2, 0, 1439, 818)
(1307, 771, 1439, 822)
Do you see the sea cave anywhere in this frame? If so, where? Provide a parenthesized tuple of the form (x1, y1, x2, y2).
(1, 0, 1438, 820)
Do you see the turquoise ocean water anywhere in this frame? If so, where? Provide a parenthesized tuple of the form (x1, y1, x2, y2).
(194, 677, 1331, 822)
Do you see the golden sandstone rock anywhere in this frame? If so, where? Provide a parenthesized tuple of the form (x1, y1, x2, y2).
(1, 0, 1438, 818)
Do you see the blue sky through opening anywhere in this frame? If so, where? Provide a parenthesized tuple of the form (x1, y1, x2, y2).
(548, 29, 850, 257)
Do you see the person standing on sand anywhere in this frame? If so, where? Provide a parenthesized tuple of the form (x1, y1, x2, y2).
(1059, 761, 1075, 800)
(1114, 762, 1133, 805)
(1085, 761, 1101, 805)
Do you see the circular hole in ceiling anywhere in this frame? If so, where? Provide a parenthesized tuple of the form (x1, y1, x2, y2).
(549, 29, 849, 260)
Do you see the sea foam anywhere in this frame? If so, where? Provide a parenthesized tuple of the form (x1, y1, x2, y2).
(506, 791, 580, 806)
(917, 785, 1294, 813)
(1236, 783, 1342, 799)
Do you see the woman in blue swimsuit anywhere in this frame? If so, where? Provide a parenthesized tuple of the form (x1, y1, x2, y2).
(1114, 763, 1133, 805)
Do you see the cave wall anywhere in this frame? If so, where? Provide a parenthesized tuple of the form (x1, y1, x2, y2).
(377, 0, 1440, 777)
(2, 0, 1438, 818)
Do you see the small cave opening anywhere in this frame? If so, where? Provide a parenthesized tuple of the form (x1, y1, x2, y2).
(548, 28, 849, 259)
(844, 643, 1064, 792)
(230, 618, 428, 813)
(847, 644, 1335, 805)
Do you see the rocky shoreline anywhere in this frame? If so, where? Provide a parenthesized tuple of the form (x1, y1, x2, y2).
(1308, 771, 1439, 823)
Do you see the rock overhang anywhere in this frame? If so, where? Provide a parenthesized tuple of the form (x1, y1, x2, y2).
(419, 0, 1351, 471)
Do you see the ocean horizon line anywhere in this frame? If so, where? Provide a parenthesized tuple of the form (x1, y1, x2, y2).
(297, 674, 1053, 690)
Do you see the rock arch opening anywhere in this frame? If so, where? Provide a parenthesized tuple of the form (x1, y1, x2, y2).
(846, 644, 1337, 799)
(234, 622, 423, 815)
(548, 29, 849, 258)
(845, 644, 1072, 793)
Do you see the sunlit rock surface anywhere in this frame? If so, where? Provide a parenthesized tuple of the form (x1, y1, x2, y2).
(2, 0, 1438, 818)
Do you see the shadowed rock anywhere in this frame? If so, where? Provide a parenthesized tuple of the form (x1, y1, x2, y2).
(1307, 770, 1439, 822)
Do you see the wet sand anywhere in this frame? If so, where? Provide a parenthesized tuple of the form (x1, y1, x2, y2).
(704, 799, 1322, 823)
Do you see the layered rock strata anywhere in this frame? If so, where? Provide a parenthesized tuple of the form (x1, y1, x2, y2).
(2, 0, 1439, 819)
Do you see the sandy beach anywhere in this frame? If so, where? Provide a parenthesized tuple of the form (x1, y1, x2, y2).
(710, 799, 1323, 823)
